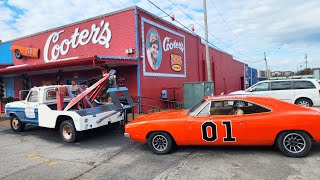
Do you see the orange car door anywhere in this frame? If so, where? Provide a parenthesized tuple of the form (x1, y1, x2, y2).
(187, 114, 245, 145)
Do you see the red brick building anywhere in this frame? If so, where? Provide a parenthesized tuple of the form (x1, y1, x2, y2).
(0, 6, 246, 112)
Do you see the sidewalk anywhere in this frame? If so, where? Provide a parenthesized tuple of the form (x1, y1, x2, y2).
(0, 113, 9, 127)
(0, 113, 9, 121)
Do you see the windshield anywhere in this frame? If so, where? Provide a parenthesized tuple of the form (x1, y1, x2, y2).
(188, 99, 205, 114)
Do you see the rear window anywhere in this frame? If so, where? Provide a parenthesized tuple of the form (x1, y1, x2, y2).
(271, 81, 291, 90)
(293, 81, 316, 89)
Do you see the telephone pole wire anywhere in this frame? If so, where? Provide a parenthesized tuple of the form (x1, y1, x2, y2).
(203, 0, 212, 81)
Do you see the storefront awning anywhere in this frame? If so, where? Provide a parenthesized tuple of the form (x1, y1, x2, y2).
(0, 55, 138, 76)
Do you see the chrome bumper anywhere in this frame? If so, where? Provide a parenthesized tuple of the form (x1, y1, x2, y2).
(124, 133, 130, 138)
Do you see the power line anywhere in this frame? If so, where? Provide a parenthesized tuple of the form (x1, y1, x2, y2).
(165, 0, 263, 63)
(115, 0, 128, 8)
(208, 0, 239, 39)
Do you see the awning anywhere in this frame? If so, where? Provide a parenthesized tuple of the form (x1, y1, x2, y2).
(0, 55, 138, 76)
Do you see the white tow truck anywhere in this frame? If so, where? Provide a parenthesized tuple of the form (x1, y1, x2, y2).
(5, 70, 134, 142)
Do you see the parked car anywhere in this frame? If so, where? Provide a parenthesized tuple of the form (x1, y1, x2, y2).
(124, 95, 320, 157)
(230, 79, 320, 107)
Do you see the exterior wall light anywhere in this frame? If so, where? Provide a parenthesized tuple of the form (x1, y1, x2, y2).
(125, 48, 134, 54)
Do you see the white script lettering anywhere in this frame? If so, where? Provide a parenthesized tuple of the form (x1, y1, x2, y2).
(163, 37, 184, 53)
(44, 20, 112, 62)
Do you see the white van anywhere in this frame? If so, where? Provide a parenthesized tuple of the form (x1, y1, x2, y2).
(230, 79, 320, 107)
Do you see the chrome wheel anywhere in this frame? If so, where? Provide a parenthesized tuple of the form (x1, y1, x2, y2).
(283, 133, 306, 154)
(152, 135, 168, 152)
(62, 125, 72, 140)
(12, 118, 19, 130)
(297, 100, 310, 107)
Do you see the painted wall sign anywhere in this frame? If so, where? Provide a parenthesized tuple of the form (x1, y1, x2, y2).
(142, 17, 186, 78)
(44, 20, 112, 62)
(170, 54, 182, 72)
(10, 46, 40, 59)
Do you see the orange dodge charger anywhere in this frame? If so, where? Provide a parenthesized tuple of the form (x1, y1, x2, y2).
(125, 95, 320, 157)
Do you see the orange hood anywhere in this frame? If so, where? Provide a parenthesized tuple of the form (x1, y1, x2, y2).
(130, 109, 189, 123)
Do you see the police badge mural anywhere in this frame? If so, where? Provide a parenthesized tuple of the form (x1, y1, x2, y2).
(142, 18, 186, 77)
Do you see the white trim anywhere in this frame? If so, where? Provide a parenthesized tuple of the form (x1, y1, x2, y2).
(141, 17, 186, 78)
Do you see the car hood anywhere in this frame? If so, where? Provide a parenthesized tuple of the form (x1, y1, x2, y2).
(5, 101, 25, 108)
(130, 109, 189, 123)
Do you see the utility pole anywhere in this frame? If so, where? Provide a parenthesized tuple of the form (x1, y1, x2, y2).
(264, 52, 270, 79)
(305, 53, 308, 69)
(203, 0, 212, 81)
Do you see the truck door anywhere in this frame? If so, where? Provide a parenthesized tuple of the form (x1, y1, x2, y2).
(25, 90, 39, 125)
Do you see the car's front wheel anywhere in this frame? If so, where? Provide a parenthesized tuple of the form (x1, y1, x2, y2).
(15, 50, 23, 59)
(59, 120, 78, 143)
(277, 131, 312, 157)
(147, 132, 173, 155)
(10, 115, 25, 132)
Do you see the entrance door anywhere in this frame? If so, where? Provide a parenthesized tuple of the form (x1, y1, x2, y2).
(24, 90, 39, 125)
(4, 77, 14, 97)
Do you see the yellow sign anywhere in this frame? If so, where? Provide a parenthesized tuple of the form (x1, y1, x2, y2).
(170, 54, 183, 72)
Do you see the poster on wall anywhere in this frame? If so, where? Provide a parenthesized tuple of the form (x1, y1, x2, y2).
(142, 18, 186, 77)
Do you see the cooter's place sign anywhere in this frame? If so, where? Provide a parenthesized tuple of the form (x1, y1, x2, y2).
(142, 18, 186, 78)
(44, 20, 112, 62)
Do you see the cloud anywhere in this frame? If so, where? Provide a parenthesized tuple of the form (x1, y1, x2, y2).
(0, 0, 319, 71)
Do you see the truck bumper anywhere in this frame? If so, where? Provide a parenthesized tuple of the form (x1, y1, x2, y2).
(76, 110, 124, 131)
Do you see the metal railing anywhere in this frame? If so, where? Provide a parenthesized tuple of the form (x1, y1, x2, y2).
(134, 96, 183, 114)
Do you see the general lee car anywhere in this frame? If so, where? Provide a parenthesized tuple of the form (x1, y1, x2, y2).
(125, 95, 320, 157)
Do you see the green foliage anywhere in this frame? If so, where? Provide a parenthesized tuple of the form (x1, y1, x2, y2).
(22, 75, 30, 90)
(1, 97, 17, 103)
(0, 76, 4, 98)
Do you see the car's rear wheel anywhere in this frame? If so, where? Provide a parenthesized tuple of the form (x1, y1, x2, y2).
(277, 131, 312, 157)
(147, 132, 173, 155)
(60, 120, 78, 143)
(10, 115, 25, 132)
(295, 98, 313, 107)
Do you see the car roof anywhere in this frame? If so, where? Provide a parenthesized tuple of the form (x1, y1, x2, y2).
(30, 85, 72, 90)
(204, 95, 272, 101)
(258, 78, 318, 83)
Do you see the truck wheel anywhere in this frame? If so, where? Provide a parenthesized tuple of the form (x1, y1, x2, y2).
(10, 115, 25, 132)
(60, 120, 78, 143)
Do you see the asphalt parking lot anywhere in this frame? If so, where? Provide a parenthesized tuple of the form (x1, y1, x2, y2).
(1, 119, 320, 180)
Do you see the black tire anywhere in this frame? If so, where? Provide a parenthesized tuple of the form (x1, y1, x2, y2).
(59, 120, 78, 143)
(147, 132, 173, 155)
(276, 131, 312, 157)
(10, 115, 25, 132)
(15, 50, 23, 59)
(295, 98, 313, 107)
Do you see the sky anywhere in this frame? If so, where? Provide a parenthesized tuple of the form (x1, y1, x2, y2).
(0, 0, 319, 72)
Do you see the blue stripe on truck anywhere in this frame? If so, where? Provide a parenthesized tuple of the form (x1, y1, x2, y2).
(5, 107, 39, 125)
